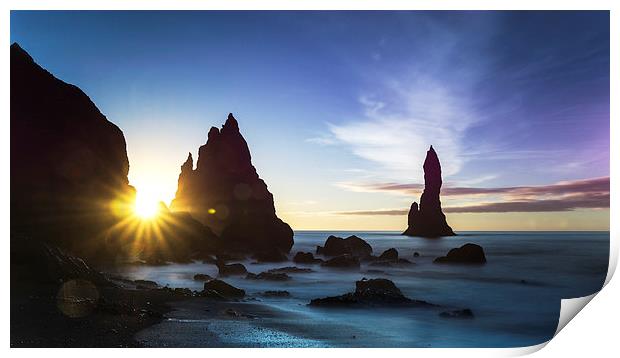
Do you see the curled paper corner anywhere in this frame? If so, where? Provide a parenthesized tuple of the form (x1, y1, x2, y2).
(554, 293, 597, 336)
(521, 238, 617, 355)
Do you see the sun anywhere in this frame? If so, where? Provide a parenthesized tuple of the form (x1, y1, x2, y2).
(133, 191, 160, 219)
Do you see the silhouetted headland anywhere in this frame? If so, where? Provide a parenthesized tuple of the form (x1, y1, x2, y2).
(10, 42, 136, 257)
(403, 146, 456, 237)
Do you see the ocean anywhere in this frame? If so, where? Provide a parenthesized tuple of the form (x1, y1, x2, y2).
(110, 231, 609, 348)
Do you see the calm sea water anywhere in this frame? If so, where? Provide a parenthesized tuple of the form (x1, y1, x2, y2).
(112, 231, 609, 348)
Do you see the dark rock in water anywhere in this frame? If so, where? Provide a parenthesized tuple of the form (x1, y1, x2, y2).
(246, 271, 291, 281)
(321, 255, 360, 269)
(293, 251, 323, 264)
(203, 279, 245, 298)
(253, 248, 288, 262)
(378, 248, 399, 261)
(217, 262, 248, 276)
(268, 267, 313, 274)
(133, 280, 159, 289)
(193, 273, 213, 281)
(316, 235, 373, 258)
(413, 252, 420, 257)
(199, 289, 227, 300)
(309, 278, 432, 307)
(262, 290, 291, 297)
(170, 113, 294, 255)
(370, 248, 413, 267)
(439, 308, 474, 319)
(403, 146, 455, 238)
(10, 43, 136, 258)
(434, 243, 486, 264)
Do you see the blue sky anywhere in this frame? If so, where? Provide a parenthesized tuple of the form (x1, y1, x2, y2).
(11, 11, 610, 230)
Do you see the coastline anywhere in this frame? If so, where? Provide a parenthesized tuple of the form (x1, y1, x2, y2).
(10, 283, 181, 347)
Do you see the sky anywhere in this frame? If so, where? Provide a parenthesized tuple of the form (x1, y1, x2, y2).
(10, 11, 610, 231)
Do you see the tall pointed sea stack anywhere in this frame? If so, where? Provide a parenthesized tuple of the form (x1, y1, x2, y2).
(403, 146, 455, 237)
(171, 114, 294, 254)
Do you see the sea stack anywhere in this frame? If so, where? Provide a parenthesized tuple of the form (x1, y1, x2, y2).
(402, 146, 455, 237)
(171, 114, 294, 254)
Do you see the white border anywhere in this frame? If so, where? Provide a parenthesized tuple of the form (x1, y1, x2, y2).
(2, 1, 617, 357)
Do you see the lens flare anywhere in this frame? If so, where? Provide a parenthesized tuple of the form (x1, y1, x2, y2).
(133, 190, 160, 219)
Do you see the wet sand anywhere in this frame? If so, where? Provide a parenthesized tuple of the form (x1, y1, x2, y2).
(135, 297, 445, 348)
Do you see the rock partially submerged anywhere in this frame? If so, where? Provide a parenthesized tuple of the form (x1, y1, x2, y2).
(403, 146, 455, 238)
(293, 251, 323, 264)
(193, 273, 213, 281)
(316, 235, 373, 258)
(262, 290, 291, 297)
(439, 308, 474, 319)
(321, 255, 360, 269)
(434, 243, 486, 264)
(369, 248, 413, 267)
(202, 279, 245, 299)
(217, 262, 248, 276)
(309, 278, 432, 307)
(378, 248, 398, 261)
(267, 267, 313, 274)
(246, 271, 291, 281)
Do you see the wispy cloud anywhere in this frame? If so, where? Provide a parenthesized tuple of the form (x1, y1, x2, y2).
(327, 79, 478, 182)
(305, 136, 338, 146)
(339, 176, 609, 197)
(444, 193, 609, 213)
(335, 176, 609, 214)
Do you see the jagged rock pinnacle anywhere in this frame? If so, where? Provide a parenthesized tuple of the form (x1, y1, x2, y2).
(403, 146, 455, 237)
(222, 113, 239, 134)
(170, 113, 294, 254)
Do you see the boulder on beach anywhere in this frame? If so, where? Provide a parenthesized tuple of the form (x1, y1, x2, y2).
(434, 243, 486, 264)
(316, 235, 373, 258)
(309, 278, 432, 307)
(202, 279, 245, 299)
(321, 255, 360, 269)
(134, 280, 159, 289)
(293, 251, 323, 264)
(402, 146, 456, 238)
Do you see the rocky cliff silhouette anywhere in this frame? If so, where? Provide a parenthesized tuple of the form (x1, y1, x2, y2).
(402, 146, 455, 237)
(10, 43, 217, 262)
(10, 43, 137, 256)
(171, 114, 294, 254)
